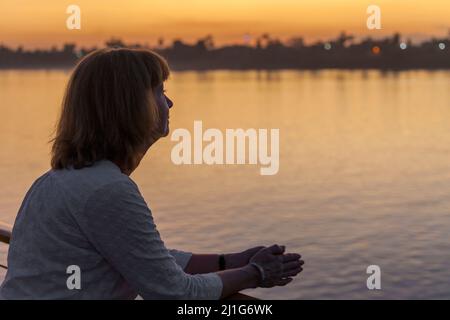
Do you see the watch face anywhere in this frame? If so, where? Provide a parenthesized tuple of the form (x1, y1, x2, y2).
(219, 255, 226, 270)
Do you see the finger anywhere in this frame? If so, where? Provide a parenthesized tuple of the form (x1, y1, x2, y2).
(274, 277, 293, 286)
(268, 244, 285, 255)
(281, 253, 301, 262)
(248, 246, 265, 254)
(282, 267, 303, 277)
(283, 259, 305, 267)
(282, 261, 303, 270)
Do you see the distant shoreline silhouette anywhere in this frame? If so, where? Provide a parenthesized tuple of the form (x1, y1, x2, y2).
(1, 32, 450, 70)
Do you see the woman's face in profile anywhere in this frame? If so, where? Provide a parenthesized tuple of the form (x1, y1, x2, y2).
(154, 82, 173, 137)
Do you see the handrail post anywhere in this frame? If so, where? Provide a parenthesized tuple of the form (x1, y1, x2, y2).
(0, 221, 12, 244)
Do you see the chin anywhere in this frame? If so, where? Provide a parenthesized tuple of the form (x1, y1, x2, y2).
(162, 126, 170, 137)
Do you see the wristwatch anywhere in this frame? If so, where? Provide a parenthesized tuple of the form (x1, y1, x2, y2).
(219, 254, 226, 270)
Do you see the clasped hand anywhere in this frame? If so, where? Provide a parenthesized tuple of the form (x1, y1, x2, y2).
(248, 244, 304, 288)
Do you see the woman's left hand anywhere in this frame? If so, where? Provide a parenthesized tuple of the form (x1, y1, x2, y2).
(225, 246, 266, 269)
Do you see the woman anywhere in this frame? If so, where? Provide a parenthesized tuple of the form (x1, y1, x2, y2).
(0, 48, 303, 299)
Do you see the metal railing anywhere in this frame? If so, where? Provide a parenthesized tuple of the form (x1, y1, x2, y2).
(0, 221, 11, 245)
(0, 221, 12, 269)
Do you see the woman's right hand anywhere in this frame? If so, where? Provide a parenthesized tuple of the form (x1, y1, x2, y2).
(249, 244, 304, 288)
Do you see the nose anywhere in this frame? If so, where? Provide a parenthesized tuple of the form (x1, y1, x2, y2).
(165, 95, 173, 109)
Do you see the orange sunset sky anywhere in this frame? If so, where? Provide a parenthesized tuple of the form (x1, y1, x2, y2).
(1, 0, 449, 48)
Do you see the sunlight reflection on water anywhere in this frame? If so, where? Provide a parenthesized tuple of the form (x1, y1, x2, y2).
(1, 70, 450, 298)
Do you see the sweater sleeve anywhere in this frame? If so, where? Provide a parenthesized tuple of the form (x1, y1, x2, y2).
(76, 179, 223, 300)
(168, 249, 193, 271)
